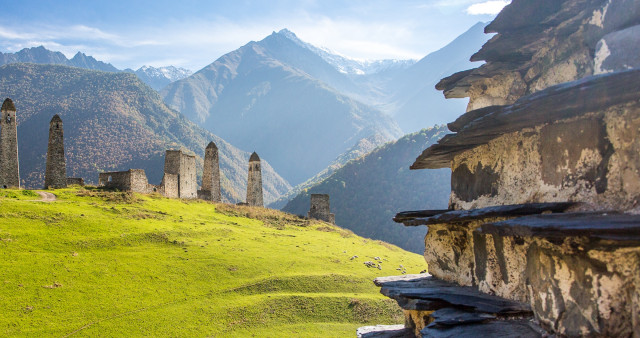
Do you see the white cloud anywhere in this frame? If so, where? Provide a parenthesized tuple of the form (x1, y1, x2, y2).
(466, 0, 510, 15)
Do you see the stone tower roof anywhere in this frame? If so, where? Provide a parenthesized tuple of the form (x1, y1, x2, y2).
(249, 152, 260, 162)
(1, 98, 15, 111)
(206, 141, 218, 149)
(50, 114, 62, 123)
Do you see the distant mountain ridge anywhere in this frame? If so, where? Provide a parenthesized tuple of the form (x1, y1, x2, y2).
(277, 24, 491, 133)
(282, 125, 451, 254)
(0, 46, 191, 90)
(0, 63, 290, 203)
(161, 31, 403, 185)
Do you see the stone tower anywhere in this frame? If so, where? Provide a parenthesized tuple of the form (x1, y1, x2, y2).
(0, 98, 19, 188)
(199, 141, 222, 202)
(44, 114, 67, 189)
(246, 152, 263, 207)
(307, 194, 335, 223)
(164, 149, 197, 199)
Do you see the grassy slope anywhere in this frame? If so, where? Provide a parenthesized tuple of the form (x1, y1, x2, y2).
(0, 188, 425, 337)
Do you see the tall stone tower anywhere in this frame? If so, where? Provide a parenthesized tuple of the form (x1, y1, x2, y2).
(246, 152, 263, 207)
(0, 98, 19, 188)
(164, 149, 197, 199)
(200, 141, 222, 202)
(44, 115, 67, 189)
(307, 194, 335, 224)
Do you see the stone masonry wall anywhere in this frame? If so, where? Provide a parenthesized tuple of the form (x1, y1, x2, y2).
(0, 98, 19, 188)
(441, 0, 640, 113)
(307, 194, 335, 223)
(160, 173, 178, 198)
(449, 101, 640, 212)
(44, 115, 67, 189)
(164, 150, 197, 199)
(423, 219, 640, 336)
(99, 171, 134, 191)
(129, 169, 151, 194)
(99, 169, 151, 194)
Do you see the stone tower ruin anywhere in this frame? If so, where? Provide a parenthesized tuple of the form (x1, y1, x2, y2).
(246, 152, 263, 207)
(164, 149, 197, 199)
(307, 194, 335, 223)
(198, 141, 222, 202)
(44, 114, 67, 189)
(0, 98, 19, 188)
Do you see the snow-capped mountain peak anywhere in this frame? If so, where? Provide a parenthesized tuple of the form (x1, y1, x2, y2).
(137, 65, 192, 82)
(276, 28, 415, 75)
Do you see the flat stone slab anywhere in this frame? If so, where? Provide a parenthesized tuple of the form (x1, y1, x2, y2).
(356, 325, 410, 338)
(428, 307, 496, 327)
(376, 274, 531, 315)
(421, 319, 545, 338)
(393, 209, 450, 222)
(481, 212, 640, 242)
(395, 202, 576, 226)
(412, 68, 640, 169)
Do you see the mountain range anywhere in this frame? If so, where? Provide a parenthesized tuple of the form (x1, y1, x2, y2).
(161, 31, 404, 185)
(281, 23, 490, 133)
(0, 46, 192, 91)
(281, 126, 451, 253)
(0, 63, 290, 204)
(161, 24, 488, 186)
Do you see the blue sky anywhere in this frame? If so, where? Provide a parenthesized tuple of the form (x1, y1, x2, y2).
(0, 0, 509, 71)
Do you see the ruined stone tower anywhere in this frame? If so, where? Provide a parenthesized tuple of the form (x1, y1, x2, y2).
(163, 150, 197, 199)
(44, 114, 67, 189)
(246, 152, 263, 207)
(0, 98, 19, 188)
(307, 194, 335, 223)
(198, 141, 222, 202)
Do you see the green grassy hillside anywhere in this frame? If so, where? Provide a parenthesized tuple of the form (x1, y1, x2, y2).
(0, 187, 425, 337)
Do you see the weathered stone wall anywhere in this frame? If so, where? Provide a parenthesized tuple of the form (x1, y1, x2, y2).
(99, 171, 133, 191)
(44, 115, 67, 189)
(246, 152, 263, 207)
(201, 142, 221, 202)
(129, 169, 150, 193)
(439, 0, 640, 113)
(0, 98, 19, 188)
(423, 221, 640, 336)
(449, 101, 640, 212)
(164, 150, 197, 199)
(307, 194, 335, 223)
(98, 169, 152, 194)
(160, 173, 178, 198)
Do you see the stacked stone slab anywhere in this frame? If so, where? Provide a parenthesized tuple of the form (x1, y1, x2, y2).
(246, 152, 263, 207)
(0, 98, 19, 188)
(197, 141, 222, 202)
(44, 114, 67, 189)
(307, 194, 335, 223)
(164, 149, 197, 199)
(364, 1, 640, 337)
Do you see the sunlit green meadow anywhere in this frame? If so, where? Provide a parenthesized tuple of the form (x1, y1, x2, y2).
(0, 187, 425, 337)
